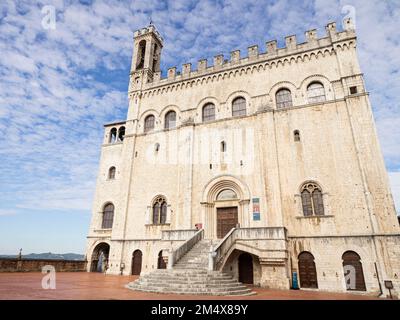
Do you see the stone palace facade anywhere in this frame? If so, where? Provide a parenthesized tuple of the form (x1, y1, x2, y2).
(86, 19, 400, 297)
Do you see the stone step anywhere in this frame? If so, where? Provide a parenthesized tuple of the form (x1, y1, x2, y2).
(125, 239, 254, 297)
(137, 281, 246, 289)
(127, 284, 254, 296)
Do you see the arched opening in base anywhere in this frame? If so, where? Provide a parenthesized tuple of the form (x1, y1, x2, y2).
(238, 252, 254, 284)
(90, 242, 110, 273)
(132, 250, 143, 275)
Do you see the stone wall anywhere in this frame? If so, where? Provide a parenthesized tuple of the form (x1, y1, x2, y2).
(0, 258, 86, 272)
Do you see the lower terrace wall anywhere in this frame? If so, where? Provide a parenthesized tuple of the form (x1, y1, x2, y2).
(0, 258, 86, 272)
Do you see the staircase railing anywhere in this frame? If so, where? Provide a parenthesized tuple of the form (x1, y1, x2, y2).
(168, 228, 204, 269)
(209, 227, 288, 271)
(209, 227, 237, 271)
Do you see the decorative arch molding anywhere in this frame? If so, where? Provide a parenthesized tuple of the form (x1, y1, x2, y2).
(201, 175, 251, 203)
(159, 104, 181, 128)
(138, 108, 159, 126)
(195, 96, 220, 123)
(297, 179, 326, 194)
(224, 90, 252, 109)
(268, 81, 297, 108)
(201, 175, 251, 239)
(300, 74, 334, 102)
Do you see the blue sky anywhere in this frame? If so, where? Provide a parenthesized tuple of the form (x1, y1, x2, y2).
(0, 0, 399, 255)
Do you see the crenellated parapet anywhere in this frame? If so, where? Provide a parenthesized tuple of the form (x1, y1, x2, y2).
(129, 19, 356, 94)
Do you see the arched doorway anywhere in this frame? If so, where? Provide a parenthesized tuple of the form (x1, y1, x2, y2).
(238, 252, 253, 284)
(298, 252, 318, 288)
(90, 242, 110, 272)
(132, 250, 143, 275)
(157, 250, 166, 269)
(342, 251, 366, 291)
(201, 176, 251, 239)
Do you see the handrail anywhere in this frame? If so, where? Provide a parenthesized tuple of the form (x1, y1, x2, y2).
(168, 228, 204, 269)
(209, 227, 237, 271)
(209, 227, 288, 271)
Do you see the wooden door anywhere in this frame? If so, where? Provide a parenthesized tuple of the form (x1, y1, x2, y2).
(342, 251, 366, 291)
(217, 207, 238, 238)
(132, 250, 142, 275)
(238, 253, 254, 284)
(298, 252, 318, 289)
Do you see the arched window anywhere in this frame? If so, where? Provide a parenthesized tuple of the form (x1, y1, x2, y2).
(136, 40, 146, 70)
(102, 203, 114, 229)
(294, 130, 300, 141)
(165, 110, 176, 129)
(108, 167, 116, 180)
(118, 126, 125, 142)
(202, 103, 215, 122)
(217, 189, 237, 201)
(109, 128, 117, 143)
(232, 97, 246, 117)
(144, 115, 155, 132)
(307, 82, 326, 104)
(342, 251, 366, 291)
(221, 141, 226, 152)
(301, 182, 324, 216)
(276, 88, 293, 108)
(152, 196, 168, 224)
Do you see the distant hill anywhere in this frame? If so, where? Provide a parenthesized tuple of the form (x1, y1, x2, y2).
(0, 252, 85, 260)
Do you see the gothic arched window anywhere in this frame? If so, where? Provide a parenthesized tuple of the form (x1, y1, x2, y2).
(165, 110, 176, 129)
(276, 88, 293, 108)
(144, 115, 155, 132)
(232, 97, 246, 117)
(301, 182, 324, 216)
(152, 196, 168, 224)
(202, 103, 215, 122)
(307, 82, 326, 104)
(102, 203, 114, 229)
(108, 167, 116, 180)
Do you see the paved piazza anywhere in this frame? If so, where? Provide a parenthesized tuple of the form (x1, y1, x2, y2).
(0, 272, 379, 300)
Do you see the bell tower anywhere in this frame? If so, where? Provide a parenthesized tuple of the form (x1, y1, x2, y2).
(129, 24, 163, 91)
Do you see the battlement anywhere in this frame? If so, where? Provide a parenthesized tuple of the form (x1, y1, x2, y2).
(132, 19, 356, 91)
(133, 24, 164, 44)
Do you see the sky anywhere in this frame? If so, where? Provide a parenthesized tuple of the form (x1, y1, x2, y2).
(0, 0, 399, 255)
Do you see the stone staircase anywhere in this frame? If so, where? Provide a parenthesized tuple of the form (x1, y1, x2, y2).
(126, 240, 255, 296)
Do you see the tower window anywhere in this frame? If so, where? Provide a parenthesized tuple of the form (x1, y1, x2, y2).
(108, 167, 116, 180)
(202, 103, 215, 122)
(118, 126, 125, 142)
(221, 141, 226, 152)
(109, 128, 117, 143)
(350, 86, 358, 95)
(276, 88, 293, 108)
(144, 115, 155, 132)
(307, 82, 326, 104)
(294, 130, 300, 142)
(232, 97, 246, 117)
(136, 40, 146, 70)
(165, 110, 176, 129)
